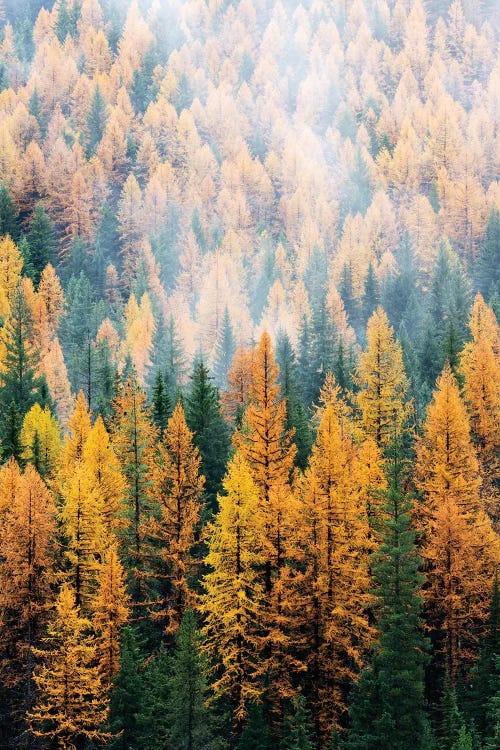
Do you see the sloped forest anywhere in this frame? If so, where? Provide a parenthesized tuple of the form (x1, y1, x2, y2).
(0, 0, 499, 748)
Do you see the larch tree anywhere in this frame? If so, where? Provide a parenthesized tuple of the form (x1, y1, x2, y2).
(0, 461, 57, 743)
(201, 451, 266, 723)
(149, 402, 204, 635)
(20, 402, 61, 478)
(416, 365, 500, 680)
(460, 293, 500, 513)
(93, 545, 130, 691)
(356, 306, 411, 450)
(222, 345, 254, 427)
(28, 584, 110, 750)
(299, 373, 373, 741)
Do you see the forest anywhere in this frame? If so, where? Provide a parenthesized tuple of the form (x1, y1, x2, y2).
(0, 0, 498, 748)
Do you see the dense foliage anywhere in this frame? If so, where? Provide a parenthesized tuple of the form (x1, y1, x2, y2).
(0, 0, 498, 748)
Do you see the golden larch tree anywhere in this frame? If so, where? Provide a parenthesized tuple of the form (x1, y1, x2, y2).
(93, 545, 130, 691)
(0, 461, 57, 718)
(356, 306, 411, 449)
(21, 402, 61, 478)
(28, 585, 110, 750)
(201, 451, 265, 722)
(416, 365, 500, 679)
(149, 402, 204, 634)
(299, 374, 373, 738)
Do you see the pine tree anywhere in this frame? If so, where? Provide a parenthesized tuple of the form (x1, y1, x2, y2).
(346, 439, 429, 750)
(362, 261, 380, 328)
(213, 306, 236, 389)
(0, 181, 19, 240)
(186, 358, 230, 510)
(108, 626, 144, 750)
(151, 370, 172, 432)
(279, 694, 315, 750)
(356, 307, 411, 450)
(28, 585, 110, 749)
(236, 703, 273, 750)
(25, 204, 56, 285)
(166, 609, 222, 750)
(475, 208, 500, 301)
(276, 330, 312, 470)
(150, 402, 204, 634)
(86, 84, 108, 158)
(471, 577, 500, 740)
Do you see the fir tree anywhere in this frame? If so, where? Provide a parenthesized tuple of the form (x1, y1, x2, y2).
(25, 204, 56, 286)
(151, 370, 173, 432)
(0, 181, 19, 240)
(276, 330, 312, 470)
(213, 306, 236, 390)
(346, 439, 429, 750)
(362, 261, 380, 328)
(86, 84, 108, 158)
(279, 695, 315, 750)
(475, 208, 500, 301)
(186, 358, 230, 510)
(236, 703, 273, 750)
(108, 626, 145, 750)
(471, 577, 500, 740)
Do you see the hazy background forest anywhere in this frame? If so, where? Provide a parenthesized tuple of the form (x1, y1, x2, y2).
(0, 0, 498, 748)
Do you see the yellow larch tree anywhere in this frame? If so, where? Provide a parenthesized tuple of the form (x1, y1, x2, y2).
(222, 345, 254, 426)
(92, 545, 130, 691)
(0, 461, 57, 721)
(416, 365, 500, 679)
(356, 306, 411, 449)
(0, 234, 23, 315)
(21, 402, 61, 479)
(28, 584, 110, 750)
(82, 415, 126, 536)
(149, 402, 204, 635)
(59, 464, 106, 611)
(460, 293, 500, 513)
(299, 374, 373, 739)
(60, 390, 92, 467)
(201, 451, 265, 723)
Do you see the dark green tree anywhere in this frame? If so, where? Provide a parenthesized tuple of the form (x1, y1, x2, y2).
(213, 306, 236, 390)
(236, 703, 273, 750)
(136, 646, 171, 749)
(185, 358, 229, 511)
(475, 208, 500, 301)
(151, 370, 172, 432)
(339, 262, 360, 331)
(279, 695, 315, 750)
(0, 181, 19, 240)
(470, 577, 500, 741)
(86, 84, 108, 158)
(108, 626, 145, 750)
(346, 439, 430, 750)
(438, 674, 463, 750)
(25, 204, 56, 285)
(362, 261, 380, 328)
(166, 609, 223, 750)
(276, 330, 312, 470)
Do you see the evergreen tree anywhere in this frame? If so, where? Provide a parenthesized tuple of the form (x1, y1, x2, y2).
(213, 306, 236, 389)
(151, 370, 173, 432)
(186, 358, 230, 509)
(0, 285, 44, 455)
(236, 703, 273, 750)
(165, 609, 223, 750)
(276, 330, 312, 470)
(475, 208, 500, 301)
(346, 439, 429, 750)
(339, 262, 360, 331)
(136, 645, 171, 749)
(25, 204, 56, 285)
(279, 695, 315, 750)
(86, 84, 108, 158)
(0, 181, 19, 240)
(362, 261, 380, 328)
(108, 626, 145, 750)
(438, 674, 463, 750)
(471, 577, 500, 740)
